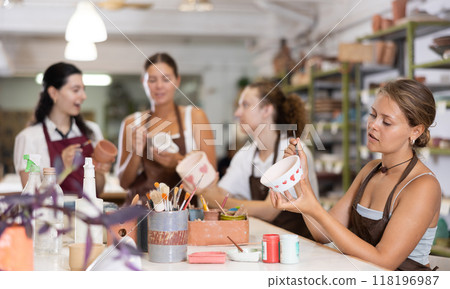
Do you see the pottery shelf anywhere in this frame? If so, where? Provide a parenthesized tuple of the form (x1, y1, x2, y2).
(358, 20, 450, 78)
(427, 148, 450, 156)
(357, 21, 450, 42)
(412, 58, 450, 70)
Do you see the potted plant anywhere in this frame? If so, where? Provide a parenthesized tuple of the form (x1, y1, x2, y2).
(0, 157, 148, 271)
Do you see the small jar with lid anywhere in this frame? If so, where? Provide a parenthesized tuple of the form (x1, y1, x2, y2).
(280, 234, 300, 264)
(262, 234, 280, 263)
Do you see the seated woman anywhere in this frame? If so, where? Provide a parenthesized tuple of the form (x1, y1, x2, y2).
(203, 81, 319, 238)
(271, 79, 441, 270)
(14, 62, 109, 195)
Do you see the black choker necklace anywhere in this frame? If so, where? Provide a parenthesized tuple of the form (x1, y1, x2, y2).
(380, 156, 413, 173)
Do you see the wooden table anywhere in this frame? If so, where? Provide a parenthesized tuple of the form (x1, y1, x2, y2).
(34, 217, 385, 271)
(139, 217, 385, 271)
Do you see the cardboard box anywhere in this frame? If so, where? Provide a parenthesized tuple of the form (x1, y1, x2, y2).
(188, 219, 249, 246)
(338, 43, 375, 63)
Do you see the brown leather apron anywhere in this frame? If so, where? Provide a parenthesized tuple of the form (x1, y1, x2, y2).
(249, 134, 313, 239)
(43, 123, 94, 195)
(128, 104, 186, 202)
(349, 151, 437, 271)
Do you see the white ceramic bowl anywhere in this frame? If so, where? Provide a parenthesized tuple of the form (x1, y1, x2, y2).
(176, 151, 216, 191)
(227, 248, 261, 262)
(260, 155, 302, 193)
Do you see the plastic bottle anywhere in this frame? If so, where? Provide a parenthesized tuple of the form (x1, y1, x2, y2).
(262, 234, 280, 263)
(280, 234, 300, 264)
(21, 154, 42, 243)
(75, 157, 103, 244)
(35, 167, 64, 254)
(22, 154, 42, 196)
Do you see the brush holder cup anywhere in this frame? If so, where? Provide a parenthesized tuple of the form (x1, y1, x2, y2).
(148, 210, 188, 263)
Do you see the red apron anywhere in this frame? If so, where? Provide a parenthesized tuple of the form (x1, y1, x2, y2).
(43, 123, 94, 195)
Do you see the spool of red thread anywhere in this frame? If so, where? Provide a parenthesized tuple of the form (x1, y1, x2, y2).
(262, 234, 280, 263)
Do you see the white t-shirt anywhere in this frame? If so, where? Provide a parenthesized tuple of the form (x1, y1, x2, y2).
(218, 137, 319, 200)
(14, 117, 103, 173)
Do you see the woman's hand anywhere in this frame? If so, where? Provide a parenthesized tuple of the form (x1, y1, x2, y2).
(94, 161, 112, 174)
(150, 148, 183, 169)
(61, 144, 83, 170)
(284, 137, 309, 181)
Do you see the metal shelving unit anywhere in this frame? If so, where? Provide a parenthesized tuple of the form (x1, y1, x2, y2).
(357, 20, 450, 161)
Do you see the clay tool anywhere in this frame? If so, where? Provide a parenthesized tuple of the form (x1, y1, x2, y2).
(227, 236, 243, 253)
(221, 193, 229, 208)
(182, 174, 204, 210)
(214, 200, 228, 216)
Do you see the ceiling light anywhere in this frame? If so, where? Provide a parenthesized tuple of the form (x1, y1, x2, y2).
(36, 73, 112, 87)
(65, 1, 107, 43)
(1, 0, 23, 9)
(64, 41, 98, 61)
(179, 0, 213, 12)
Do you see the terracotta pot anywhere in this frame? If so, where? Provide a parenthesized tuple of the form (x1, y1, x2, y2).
(392, 0, 407, 24)
(381, 18, 393, 30)
(0, 226, 33, 271)
(203, 209, 220, 221)
(372, 14, 382, 33)
(93, 140, 118, 164)
(375, 41, 385, 64)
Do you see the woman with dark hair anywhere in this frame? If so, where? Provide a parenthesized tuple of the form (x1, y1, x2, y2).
(203, 80, 319, 237)
(14, 62, 109, 195)
(272, 79, 441, 270)
(117, 52, 216, 200)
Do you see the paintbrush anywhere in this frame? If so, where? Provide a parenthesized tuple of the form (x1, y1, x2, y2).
(150, 189, 164, 212)
(176, 184, 184, 205)
(227, 236, 243, 253)
(221, 193, 229, 208)
(180, 192, 190, 211)
(182, 174, 204, 210)
(131, 194, 140, 206)
(200, 195, 209, 211)
(80, 139, 92, 148)
(214, 200, 228, 216)
(173, 187, 179, 210)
